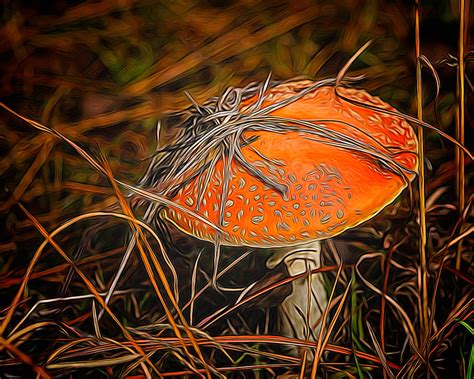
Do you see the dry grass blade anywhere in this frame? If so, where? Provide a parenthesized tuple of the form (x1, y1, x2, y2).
(47, 354, 140, 369)
(198, 265, 342, 329)
(2, 1, 471, 376)
(0, 212, 50, 335)
(355, 252, 419, 347)
(0, 138, 55, 212)
(78, 334, 402, 370)
(380, 238, 407, 354)
(311, 267, 351, 377)
(14, 204, 162, 376)
(0, 102, 223, 233)
(9, 290, 132, 336)
(332, 51, 473, 159)
(0, 339, 52, 378)
(414, 0, 429, 357)
(100, 157, 212, 377)
(6, 322, 55, 345)
(366, 321, 394, 378)
(178, 250, 253, 325)
(455, 0, 467, 270)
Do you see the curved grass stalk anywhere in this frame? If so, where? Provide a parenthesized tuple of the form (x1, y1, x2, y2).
(414, 2, 430, 363)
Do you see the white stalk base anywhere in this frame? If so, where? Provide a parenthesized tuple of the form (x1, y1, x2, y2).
(266, 241, 327, 351)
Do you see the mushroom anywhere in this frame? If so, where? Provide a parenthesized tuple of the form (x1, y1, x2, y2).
(159, 81, 417, 246)
(142, 77, 418, 341)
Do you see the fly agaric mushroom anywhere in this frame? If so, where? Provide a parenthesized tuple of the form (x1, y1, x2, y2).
(141, 76, 418, 339)
(153, 79, 417, 247)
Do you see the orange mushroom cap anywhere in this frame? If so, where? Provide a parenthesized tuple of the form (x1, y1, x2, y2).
(153, 79, 418, 248)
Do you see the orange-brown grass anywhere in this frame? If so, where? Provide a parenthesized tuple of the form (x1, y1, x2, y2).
(0, 1, 472, 378)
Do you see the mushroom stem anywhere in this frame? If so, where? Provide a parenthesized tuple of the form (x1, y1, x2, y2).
(266, 241, 327, 353)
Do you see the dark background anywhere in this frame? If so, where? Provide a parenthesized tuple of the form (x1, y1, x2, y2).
(0, 1, 472, 377)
